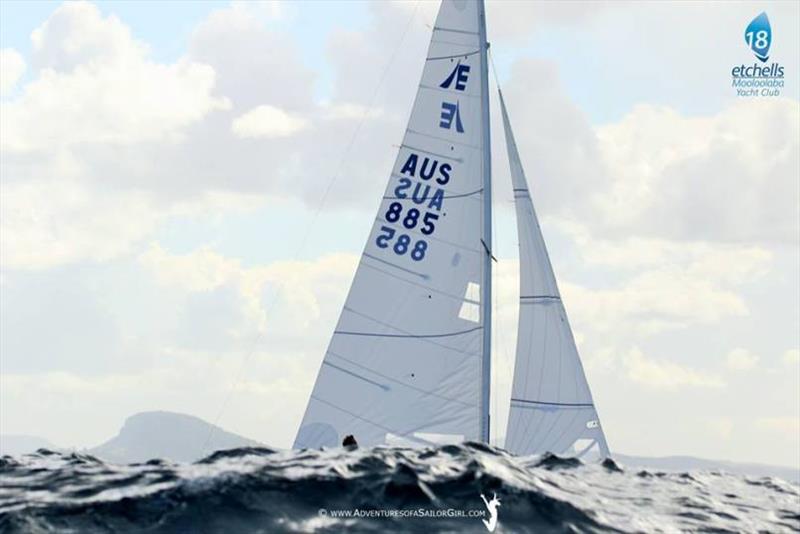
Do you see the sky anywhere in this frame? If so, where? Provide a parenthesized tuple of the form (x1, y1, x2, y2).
(0, 0, 798, 467)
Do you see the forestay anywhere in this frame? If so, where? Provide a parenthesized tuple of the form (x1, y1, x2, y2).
(499, 90, 610, 458)
(294, 0, 490, 449)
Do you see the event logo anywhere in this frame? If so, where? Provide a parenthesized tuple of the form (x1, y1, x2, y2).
(744, 12, 771, 62)
(731, 12, 784, 97)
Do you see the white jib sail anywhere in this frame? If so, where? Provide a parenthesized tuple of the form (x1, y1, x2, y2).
(294, 0, 491, 449)
(499, 89, 610, 458)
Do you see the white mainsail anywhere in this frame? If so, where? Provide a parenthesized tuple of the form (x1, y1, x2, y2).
(499, 89, 610, 458)
(294, 0, 492, 449)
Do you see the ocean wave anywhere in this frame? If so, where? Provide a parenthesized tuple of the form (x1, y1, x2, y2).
(1, 443, 798, 533)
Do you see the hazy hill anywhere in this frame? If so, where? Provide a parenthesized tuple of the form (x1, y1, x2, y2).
(7, 412, 798, 483)
(89, 411, 260, 463)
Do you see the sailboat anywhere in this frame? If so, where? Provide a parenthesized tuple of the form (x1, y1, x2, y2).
(294, 0, 609, 458)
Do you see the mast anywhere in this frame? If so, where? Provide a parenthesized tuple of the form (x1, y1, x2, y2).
(478, 0, 492, 444)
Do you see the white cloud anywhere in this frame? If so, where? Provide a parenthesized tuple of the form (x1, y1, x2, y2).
(0, 180, 160, 269)
(30, 1, 144, 71)
(726, 348, 759, 371)
(319, 103, 385, 121)
(0, 48, 25, 95)
(592, 99, 800, 244)
(487, 1, 616, 41)
(623, 348, 725, 390)
(2, 0, 397, 270)
(708, 417, 734, 440)
(756, 417, 800, 439)
(1, 2, 229, 153)
(139, 244, 358, 346)
(563, 269, 748, 336)
(140, 243, 243, 293)
(784, 349, 800, 366)
(559, 221, 774, 277)
(535, 222, 774, 336)
(502, 57, 799, 245)
(0, 178, 258, 270)
(231, 105, 309, 138)
(188, 2, 313, 111)
(230, 1, 286, 23)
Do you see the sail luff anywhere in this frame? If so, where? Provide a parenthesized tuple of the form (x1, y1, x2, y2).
(477, 0, 492, 444)
(498, 88, 610, 458)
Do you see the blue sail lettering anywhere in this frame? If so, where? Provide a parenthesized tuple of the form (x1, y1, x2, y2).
(438, 163, 451, 185)
(419, 158, 438, 180)
(440, 101, 464, 133)
(394, 177, 412, 198)
(406, 180, 445, 211)
(429, 188, 444, 211)
(440, 62, 471, 91)
(412, 183, 431, 205)
(400, 153, 418, 176)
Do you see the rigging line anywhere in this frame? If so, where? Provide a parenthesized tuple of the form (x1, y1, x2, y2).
(361, 252, 430, 280)
(427, 49, 481, 61)
(489, 53, 514, 449)
(339, 305, 483, 351)
(406, 127, 482, 149)
(326, 351, 476, 407)
(374, 216, 483, 253)
(511, 398, 594, 408)
(488, 48, 502, 93)
(383, 187, 484, 201)
(200, 1, 423, 456)
(360, 260, 479, 304)
(491, 157, 498, 446)
(335, 325, 482, 339)
(322, 361, 390, 391)
(487, 69, 499, 446)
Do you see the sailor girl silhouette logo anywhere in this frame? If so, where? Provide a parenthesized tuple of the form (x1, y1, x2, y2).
(745, 12, 771, 62)
(480, 493, 501, 532)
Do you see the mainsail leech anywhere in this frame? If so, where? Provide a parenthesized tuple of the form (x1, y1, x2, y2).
(498, 89, 610, 458)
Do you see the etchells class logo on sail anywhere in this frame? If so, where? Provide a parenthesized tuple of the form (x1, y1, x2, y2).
(731, 12, 784, 97)
(439, 61, 469, 133)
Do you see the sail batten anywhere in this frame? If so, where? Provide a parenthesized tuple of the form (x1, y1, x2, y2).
(294, 0, 491, 449)
(499, 89, 610, 458)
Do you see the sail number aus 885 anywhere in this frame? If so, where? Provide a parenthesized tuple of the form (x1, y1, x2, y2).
(375, 201, 437, 261)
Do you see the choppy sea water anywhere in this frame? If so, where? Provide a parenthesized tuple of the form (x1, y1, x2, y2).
(1, 443, 798, 533)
